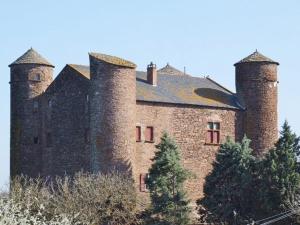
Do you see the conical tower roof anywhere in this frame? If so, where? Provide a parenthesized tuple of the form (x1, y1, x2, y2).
(234, 50, 279, 66)
(9, 48, 54, 67)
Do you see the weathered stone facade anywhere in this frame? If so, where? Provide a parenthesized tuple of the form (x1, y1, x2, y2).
(235, 61, 278, 155)
(9, 48, 279, 206)
(135, 102, 241, 204)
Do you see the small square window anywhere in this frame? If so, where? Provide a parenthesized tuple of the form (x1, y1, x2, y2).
(32, 74, 41, 81)
(136, 126, 141, 142)
(145, 126, 154, 142)
(140, 173, 149, 192)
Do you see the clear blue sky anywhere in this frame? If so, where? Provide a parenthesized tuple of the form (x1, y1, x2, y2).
(1, 0, 300, 189)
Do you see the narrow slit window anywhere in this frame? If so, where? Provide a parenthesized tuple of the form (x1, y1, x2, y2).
(46, 132, 52, 147)
(84, 128, 90, 144)
(140, 173, 149, 192)
(33, 100, 39, 112)
(48, 99, 52, 108)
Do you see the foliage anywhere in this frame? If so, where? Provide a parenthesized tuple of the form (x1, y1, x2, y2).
(198, 136, 255, 224)
(199, 121, 300, 224)
(145, 132, 192, 225)
(2, 171, 139, 225)
(255, 121, 300, 220)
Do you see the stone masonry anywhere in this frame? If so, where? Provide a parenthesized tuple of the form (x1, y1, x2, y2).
(9, 48, 279, 207)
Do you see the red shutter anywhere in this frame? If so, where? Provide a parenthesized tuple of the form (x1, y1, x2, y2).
(145, 127, 154, 142)
(213, 131, 220, 144)
(136, 126, 141, 142)
(206, 130, 213, 143)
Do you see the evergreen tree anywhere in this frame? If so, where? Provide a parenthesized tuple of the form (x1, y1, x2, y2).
(198, 136, 256, 224)
(256, 121, 300, 219)
(146, 132, 191, 225)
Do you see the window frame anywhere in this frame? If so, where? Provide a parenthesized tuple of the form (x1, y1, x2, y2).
(140, 173, 149, 192)
(30, 73, 41, 81)
(206, 122, 220, 145)
(136, 126, 141, 142)
(145, 126, 154, 143)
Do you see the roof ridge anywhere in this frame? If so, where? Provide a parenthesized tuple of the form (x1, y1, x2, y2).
(205, 77, 235, 94)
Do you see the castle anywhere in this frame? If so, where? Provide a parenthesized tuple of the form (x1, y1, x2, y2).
(9, 48, 279, 204)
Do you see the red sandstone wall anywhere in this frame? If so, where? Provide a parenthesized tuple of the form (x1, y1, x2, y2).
(135, 101, 239, 206)
(235, 62, 278, 155)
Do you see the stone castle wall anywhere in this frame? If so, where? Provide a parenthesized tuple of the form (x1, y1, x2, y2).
(10, 64, 53, 178)
(235, 62, 278, 155)
(9, 50, 279, 207)
(89, 56, 136, 174)
(42, 66, 90, 177)
(135, 101, 241, 204)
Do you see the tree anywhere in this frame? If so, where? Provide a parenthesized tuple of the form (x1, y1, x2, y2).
(197, 136, 256, 224)
(145, 132, 191, 225)
(255, 121, 300, 221)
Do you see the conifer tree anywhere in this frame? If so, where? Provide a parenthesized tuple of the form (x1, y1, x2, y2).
(198, 136, 256, 224)
(256, 121, 300, 219)
(146, 132, 191, 225)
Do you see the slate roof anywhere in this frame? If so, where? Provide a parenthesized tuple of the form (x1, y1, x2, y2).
(9, 48, 54, 67)
(234, 50, 279, 66)
(69, 64, 242, 110)
(157, 63, 187, 76)
(89, 53, 136, 68)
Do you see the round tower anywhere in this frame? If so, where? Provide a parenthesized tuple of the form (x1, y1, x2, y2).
(89, 52, 136, 174)
(9, 48, 54, 178)
(234, 50, 279, 155)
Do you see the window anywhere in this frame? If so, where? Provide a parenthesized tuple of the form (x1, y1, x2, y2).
(33, 100, 39, 112)
(140, 173, 149, 192)
(46, 132, 52, 147)
(136, 126, 141, 142)
(84, 128, 90, 144)
(145, 126, 154, 142)
(32, 74, 41, 81)
(206, 122, 220, 144)
(86, 95, 89, 102)
(33, 136, 39, 144)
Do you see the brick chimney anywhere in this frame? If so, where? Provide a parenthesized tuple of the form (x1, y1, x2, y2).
(147, 62, 157, 86)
